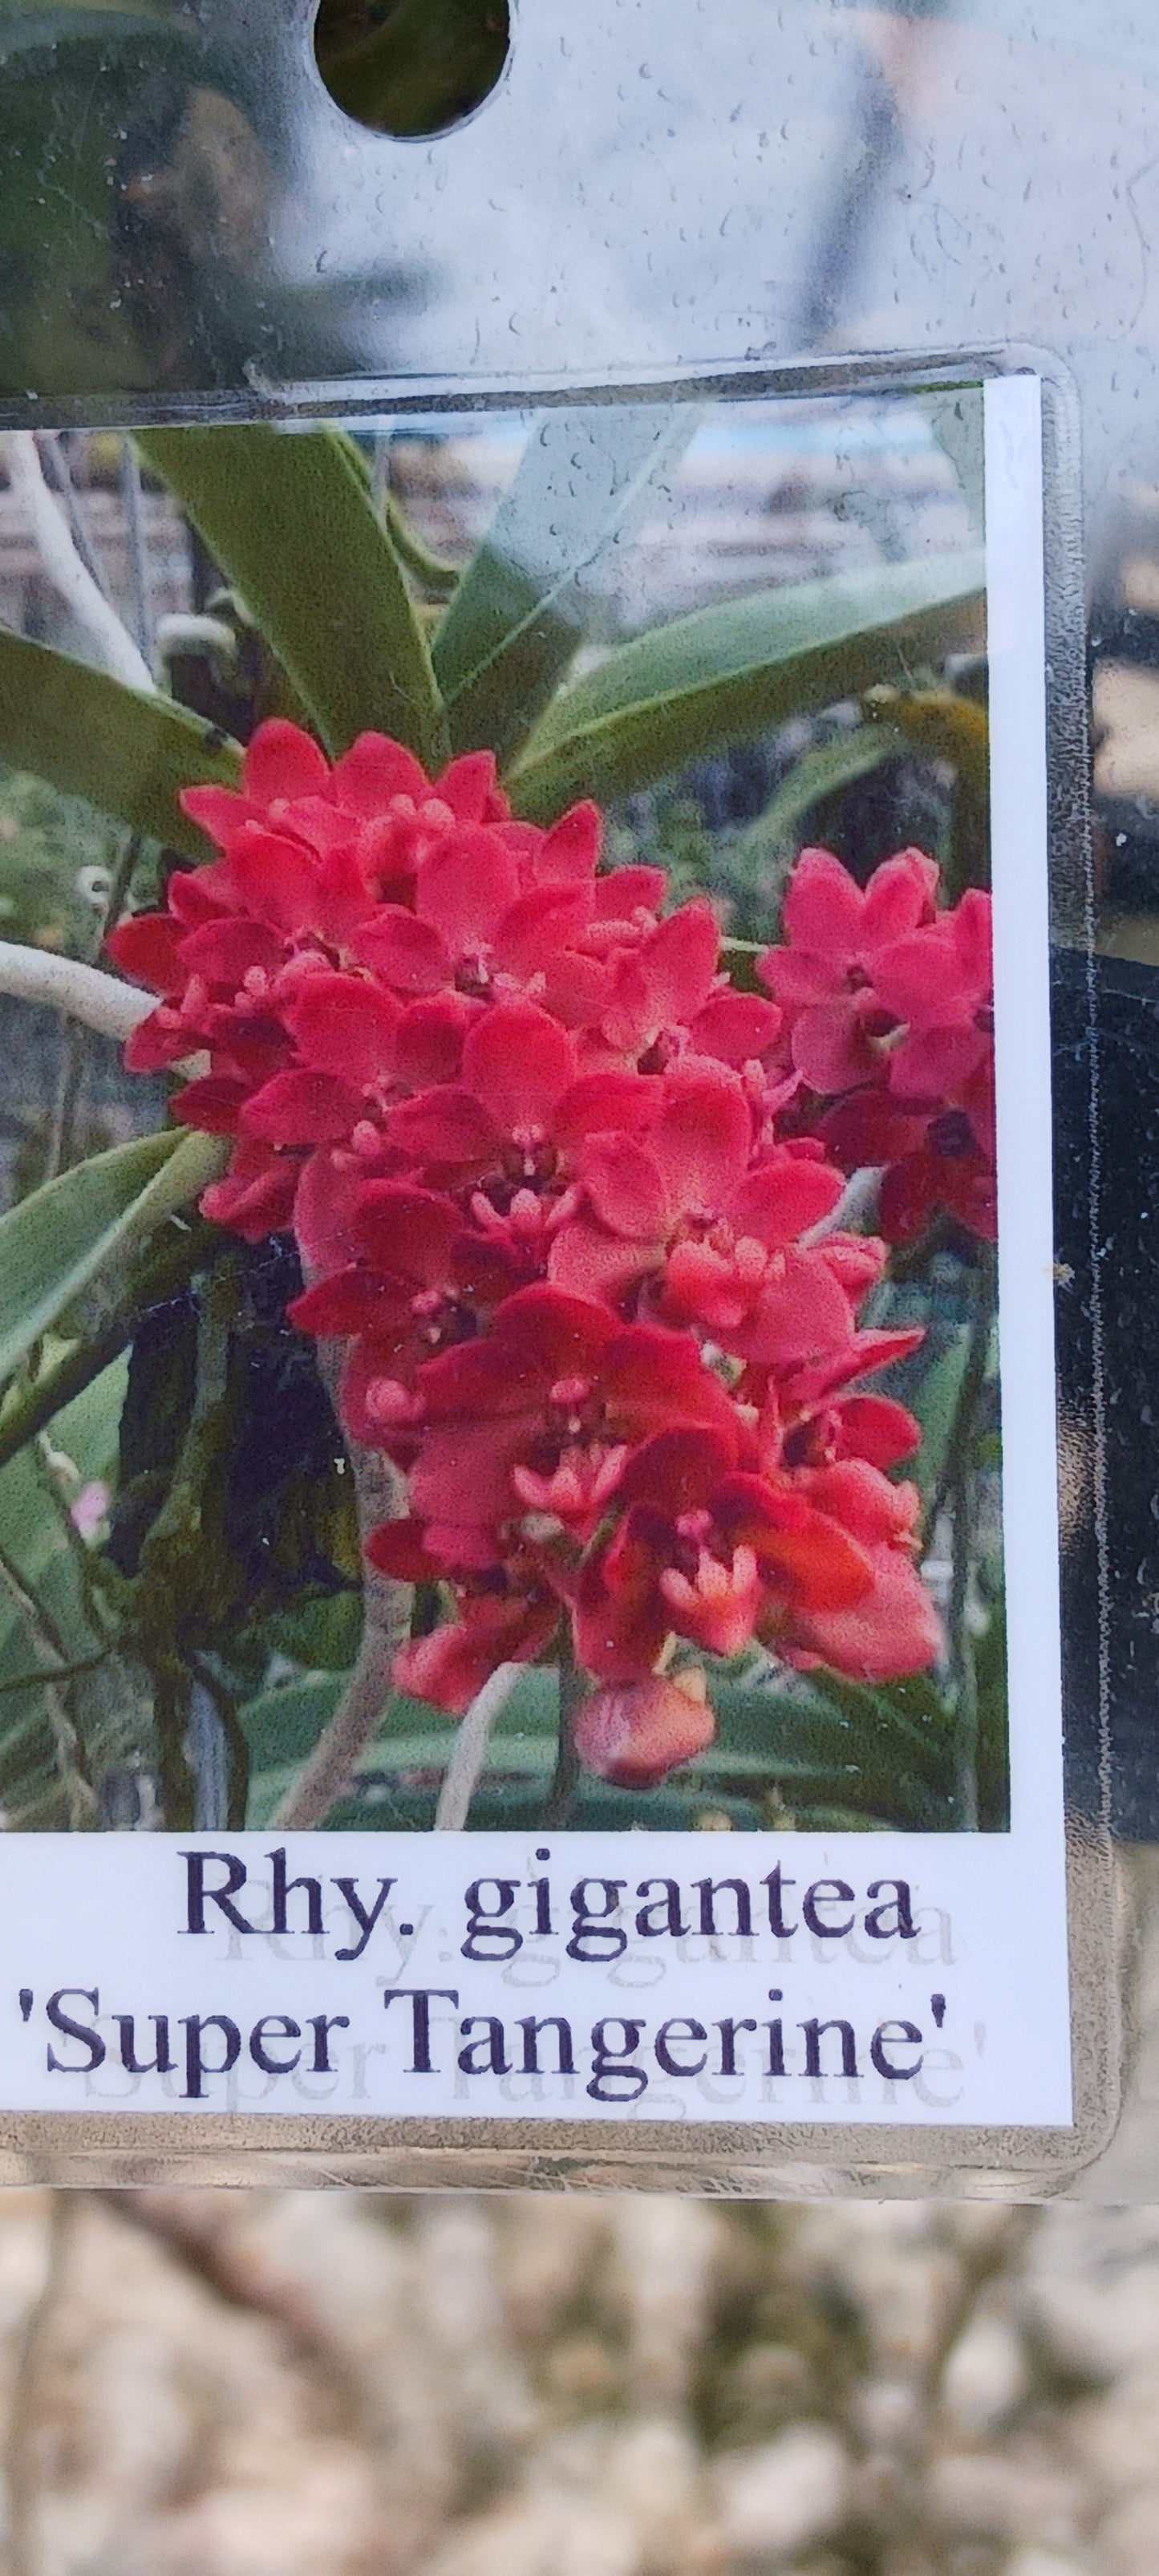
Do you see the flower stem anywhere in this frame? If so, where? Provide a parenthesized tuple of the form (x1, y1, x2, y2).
(43, 1019, 87, 1187)
(800, 1162, 883, 1244)
(949, 1464, 980, 1833)
(101, 830, 147, 946)
(434, 1662, 521, 1830)
(940, 1251, 996, 1833)
(921, 1247, 996, 1559)
(0, 943, 155, 1041)
(273, 1326, 411, 1831)
(543, 1658, 586, 1829)
(271, 1450, 410, 1830)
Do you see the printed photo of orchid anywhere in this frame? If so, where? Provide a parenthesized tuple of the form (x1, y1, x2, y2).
(0, 386, 1004, 1834)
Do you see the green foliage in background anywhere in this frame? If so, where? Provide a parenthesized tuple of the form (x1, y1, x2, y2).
(0, 765, 121, 954)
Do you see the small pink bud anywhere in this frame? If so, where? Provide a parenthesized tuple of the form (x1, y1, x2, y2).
(573, 1671, 713, 1789)
(70, 1481, 109, 1541)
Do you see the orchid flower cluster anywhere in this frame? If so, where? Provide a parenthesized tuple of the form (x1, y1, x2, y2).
(109, 720, 995, 1789)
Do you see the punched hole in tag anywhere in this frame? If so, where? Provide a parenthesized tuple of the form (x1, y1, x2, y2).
(313, 0, 512, 138)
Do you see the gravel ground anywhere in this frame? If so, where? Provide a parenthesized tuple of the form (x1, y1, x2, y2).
(1, 2189, 1158, 2576)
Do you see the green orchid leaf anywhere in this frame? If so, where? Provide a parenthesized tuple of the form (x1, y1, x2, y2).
(0, 1128, 225, 1389)
(318, 1775, 764, 1834)
(703, 1665, 958, 1832)
(0, 1356, 133, 1827)
(0, 631, 241, 862)
(137, 427, 448, 770)
(906, 1339, 971, 1503)
(506, 550, 986, 820)
(433, 406, 697, 767)
(239, 1662, 559, 1783)
(781, 1804, 896, 1832)
(0, 1357, 126, 1669)
(788, 1669, 958, 1829)
(0, 1212, 221, 1477)
(240, 1672, 346, 1775)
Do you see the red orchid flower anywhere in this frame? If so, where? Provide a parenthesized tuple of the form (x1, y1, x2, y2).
(108, 720, 515, 1073)
(113, 732, 956, 1767)
(399, 1284, 740, 1566)
(386, 1584, 560, 1716)
(550, 1061, 862, 1364)
(381, 998, 664, 1239)
(872, 886, 994, 1110)
(540, 896, 728, 1067)
(569, 1428, 874, 1681)
(288, 1181, 527, 1445)
(742, 1315, 926, 1464)
(384, 996, 580, 1184)
(777, 1458, 943, 1681)
(198, 1138, 302, 1243)
(350, 801, 606, 1004)
(756, 844, 938, 1092)
(181, 718, 510, 873)
(823, 1089, 997, 1246)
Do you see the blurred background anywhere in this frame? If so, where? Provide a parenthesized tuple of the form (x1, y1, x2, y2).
(1, 2187, 1158, 2576)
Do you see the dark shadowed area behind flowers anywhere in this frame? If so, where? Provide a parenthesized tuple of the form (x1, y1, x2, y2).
(0, 2186, 1157, 2575)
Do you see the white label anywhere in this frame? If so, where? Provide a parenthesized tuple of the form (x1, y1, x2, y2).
(0, 1825, 1070, 2122)
(0, 374, 1072, 2136)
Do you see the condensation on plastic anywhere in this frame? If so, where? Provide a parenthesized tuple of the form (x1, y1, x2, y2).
(2, 0, 1158, 2196)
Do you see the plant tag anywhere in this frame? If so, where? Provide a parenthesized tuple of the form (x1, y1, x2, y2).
(0, 358, 1112, 2189)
